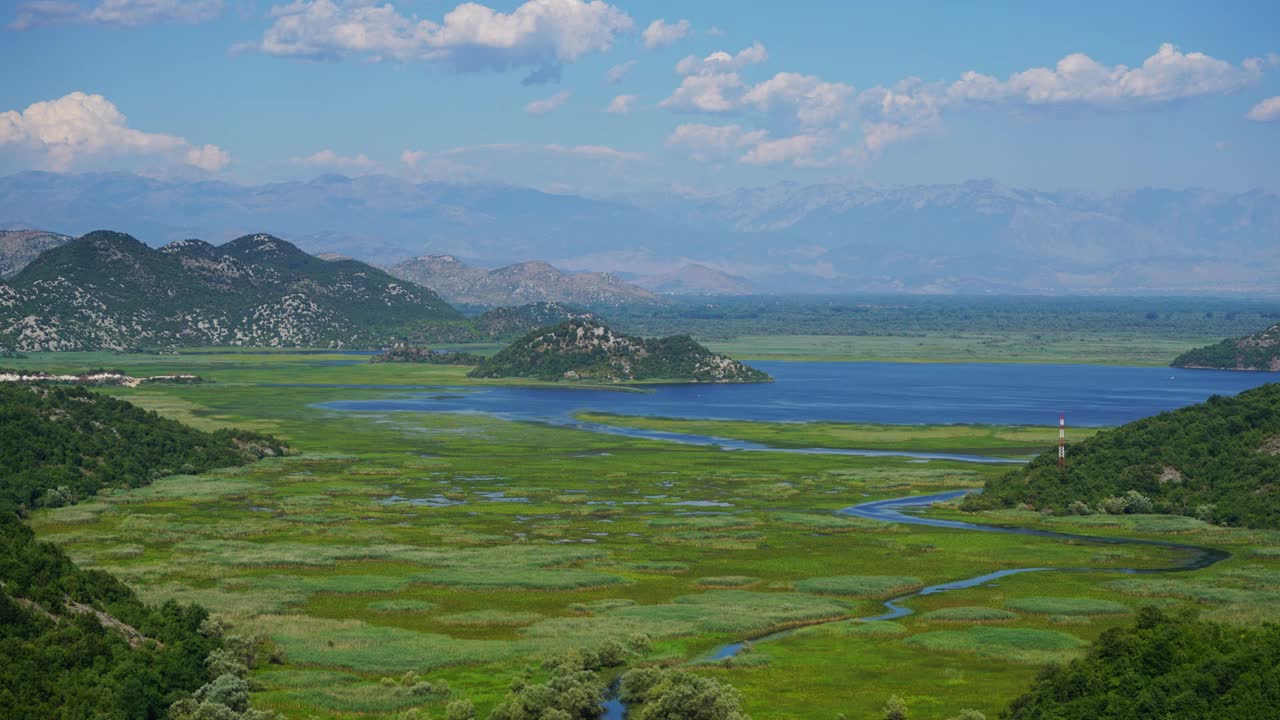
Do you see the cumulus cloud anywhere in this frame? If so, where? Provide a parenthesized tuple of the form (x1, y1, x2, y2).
(0, 92, 230, 171)
(641, 18, 691, 49)
(238, 0, 633, 84)
(739, 134, 827, 166)
(674, 41, 767, 76)
(741, 72, 855, 131)
(290, 149, 376, 170)
(10, 0, 222, 29)
(604, 94, 637, 115)
(525, 91, 571, 115)
(605, 59, 636, 84)
(184, 144, 231, 171)
(949, 43, 1265, 106)
(1247, 96, 1280, 122)
(665, 123, 765, 162)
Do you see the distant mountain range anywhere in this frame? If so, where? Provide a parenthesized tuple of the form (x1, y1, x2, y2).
(0, 231, 459, 351)
(388, 254, 661, 307)
(2, 171, 1278, 295)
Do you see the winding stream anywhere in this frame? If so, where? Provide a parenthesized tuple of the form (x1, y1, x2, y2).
(600, 490, 1230, 717)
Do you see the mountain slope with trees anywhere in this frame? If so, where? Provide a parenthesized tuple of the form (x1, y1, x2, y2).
(0, 231, 460, 350)
(0, 383, 287, 514)
(469, 318, 772, 383)
(1003, 608, 1280, 720)
(1172, 322, 1280, 371)
(968, 383, 1280, 528)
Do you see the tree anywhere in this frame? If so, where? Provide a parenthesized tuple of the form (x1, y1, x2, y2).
(883, 696, 909, 720)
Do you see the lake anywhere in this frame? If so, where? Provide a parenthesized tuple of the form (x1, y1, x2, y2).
(319, 361, 1274, 428)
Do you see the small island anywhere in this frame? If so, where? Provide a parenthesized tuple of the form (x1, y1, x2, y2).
(1172, 322, 1280, 371)
(468, 318, 773, 383)
(370, 344, 486, 365)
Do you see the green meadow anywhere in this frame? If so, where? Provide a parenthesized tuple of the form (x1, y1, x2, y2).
(704, 332, 1219, 365)
(21, 351, 1280, 719)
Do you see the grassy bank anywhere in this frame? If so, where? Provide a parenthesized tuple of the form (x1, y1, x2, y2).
(574, 413, 1106, 458)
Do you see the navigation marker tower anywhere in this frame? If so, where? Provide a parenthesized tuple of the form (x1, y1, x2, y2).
(1058, 413, 1066, 469)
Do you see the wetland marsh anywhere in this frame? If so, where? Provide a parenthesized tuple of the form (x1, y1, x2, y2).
(15, 351, 1280, 719)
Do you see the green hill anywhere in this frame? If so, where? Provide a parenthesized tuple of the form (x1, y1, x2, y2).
(0, 383, 287, 514)
(1003, 608, 1280, 720)
(0, 230, 460, 350)
(968, 383, 1280, 528)
(1172, 322, 1280, 371)
(469, 318, 772, 383)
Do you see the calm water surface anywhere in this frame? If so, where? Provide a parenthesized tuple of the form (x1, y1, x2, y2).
(319, 361, 1273, 427)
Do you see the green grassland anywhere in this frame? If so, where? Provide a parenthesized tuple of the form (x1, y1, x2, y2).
(704, 332, 1220, 365)
(20, 351, 1280, 720)
(575, 413, 1105, 458)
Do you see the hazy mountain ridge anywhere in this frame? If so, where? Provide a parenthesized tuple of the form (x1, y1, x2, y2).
(0, 229, 72, 278)
(389, 254, 661, 307)
(0, 230, 459, 351)
(631, 264, 757, 295)
(1, 172, 1277, 294)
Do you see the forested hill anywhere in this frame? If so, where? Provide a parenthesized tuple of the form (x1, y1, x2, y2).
(969, 383, 1280, 528)
(1172, 323, 1280, 371)
(0, 383, 286, 514)
(468, 318, 772, 383)
(0, 230, 460, 350)
(0, 514, 223, 719)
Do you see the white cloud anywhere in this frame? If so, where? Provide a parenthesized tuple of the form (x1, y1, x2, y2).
(855, 78, 946, 153)
(642, 18, 691, 49)
(604, 94, 637, 115)
(741, 72, 855, 131)
(1247, 96, 1280, 122)
(605, 59, 636, 84)
(238, 0, 633, 84)
(400, 149, 428, 167)
(661, 42, 771, 114)
(525, 90, 571, 115)
(0, 92, 229, 172)
(10, 0, 222, 29)
(543, 143, 642, 161)
(290, 149, 376, 170)
(660, 72, 745, 113)
(674, 41, 767, 76)
(739, 134, 826, 166)
(665, 123, 765, 162)
(949, 43, 1265, 106)
(185, 144, 231, 171)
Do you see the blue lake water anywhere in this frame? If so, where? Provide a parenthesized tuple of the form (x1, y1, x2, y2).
(318, 361, 1273, 428)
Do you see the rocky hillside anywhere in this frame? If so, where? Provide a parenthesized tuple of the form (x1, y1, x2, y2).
(0, 231, 460, 351)
(968, 383, 1280, 528)
(409, 301, 597, 344)
(469, 318, 771, 383)
(634, 264, 756, 295)
(0, 229, 71, 278)
(389, 255, 661, 308)
(1172, 323, 1280, 371)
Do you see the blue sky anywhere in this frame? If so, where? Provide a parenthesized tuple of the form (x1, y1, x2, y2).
(1, 0, 1278, 193)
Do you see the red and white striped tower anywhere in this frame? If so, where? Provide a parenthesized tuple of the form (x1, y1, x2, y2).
(1058, 413, 1066, 469)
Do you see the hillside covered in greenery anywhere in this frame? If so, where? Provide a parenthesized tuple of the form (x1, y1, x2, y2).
(1003, 608, 1280, 719)
(0, 383, 286, 514)
(0, 514, 230, 719)
(469, 319, 772, 383)
(1172, 322, 1280, 371)
(0, 231, 460, 351)
(969, 383, 1280, 527)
